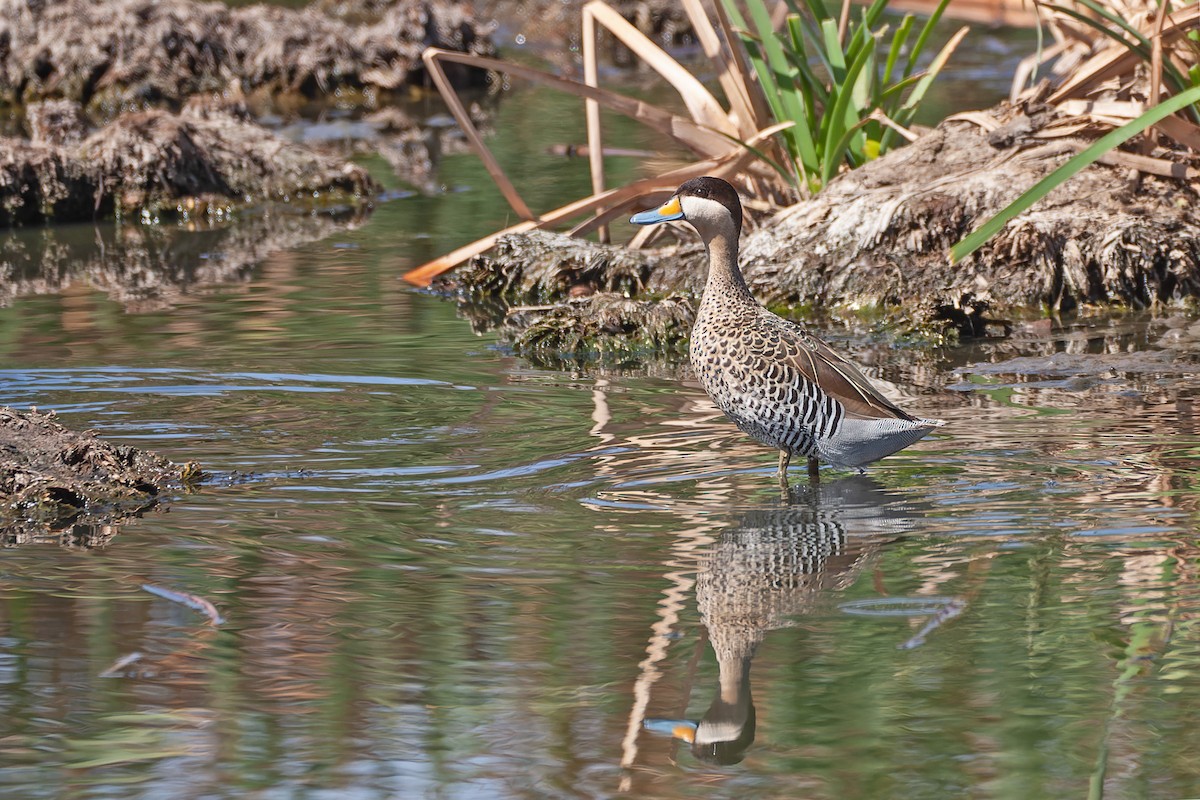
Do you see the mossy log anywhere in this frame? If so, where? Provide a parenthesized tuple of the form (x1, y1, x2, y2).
(0, 407, 198, 544)
(0, 104, 379, 226)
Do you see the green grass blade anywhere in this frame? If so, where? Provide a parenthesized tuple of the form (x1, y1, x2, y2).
(880, 71, 923, 102)
(881, 25, 964, 151)
(843, 1, 883, 64)
(848, 38, 876, 160)
(719, 1, 793, 154)
(821, 32, 876, 184)
(713, 126, 800, 188)
(805, 0, 831, 22)
(884, 15, 914, 90)
(744, 0, 819, 172)
(899, 27, 964, 113)
(903, 0, 952, 79)
(1073, 0, 1152, 50)
(786, 15, 820, 130)
(825, 115, 877, 179)
(821, 17, 848, 85)
(950, 84, 1200, 264)
(1043, 3, 1150, 58)
(861, 0, 890, 30)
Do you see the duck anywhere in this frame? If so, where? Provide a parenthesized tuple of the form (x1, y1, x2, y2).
(630, 176, 943, 487)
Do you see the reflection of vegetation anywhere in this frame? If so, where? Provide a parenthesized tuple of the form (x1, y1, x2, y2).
(0, 211, 369, 311)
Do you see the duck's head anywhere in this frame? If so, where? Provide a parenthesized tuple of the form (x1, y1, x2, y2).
(629, 176, 742, 244)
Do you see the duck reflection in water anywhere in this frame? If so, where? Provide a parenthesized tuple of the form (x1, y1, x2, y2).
(643, 475, 923, 765)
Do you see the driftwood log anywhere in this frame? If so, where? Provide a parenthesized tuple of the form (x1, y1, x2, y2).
(443, 103, 1200, 357)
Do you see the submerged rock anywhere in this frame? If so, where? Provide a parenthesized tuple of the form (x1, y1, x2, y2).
(0, 407, 199, 543)
(0, 105, 379, 226)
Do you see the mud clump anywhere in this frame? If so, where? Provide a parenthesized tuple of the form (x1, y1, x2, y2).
(439, 230, 691, 305)
(0, 0, 494, 225)
(739, 108, 1200, 317)
(0, 104, 379, 226)
(0, 407, 200, 543)
(509, 293, 695, 365)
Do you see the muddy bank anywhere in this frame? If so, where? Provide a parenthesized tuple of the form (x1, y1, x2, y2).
(0, 0, 493, 114)
(0, 208, 370, 310)
(1, 102, 379, 226)
(0, 407, 198, 544)
(444, 102, 1200, 355)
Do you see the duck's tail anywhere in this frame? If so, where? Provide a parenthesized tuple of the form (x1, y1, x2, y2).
(817, 416, 945, 469)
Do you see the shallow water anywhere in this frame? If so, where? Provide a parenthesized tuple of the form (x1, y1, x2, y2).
(5, 25, 1200, 800)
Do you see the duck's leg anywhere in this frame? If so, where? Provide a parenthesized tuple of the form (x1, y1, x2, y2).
(807, 456, 820, 483)
(777, 450, 791, 489)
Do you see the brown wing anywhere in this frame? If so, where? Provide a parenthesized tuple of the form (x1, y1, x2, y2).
(777, 319, 916, 421)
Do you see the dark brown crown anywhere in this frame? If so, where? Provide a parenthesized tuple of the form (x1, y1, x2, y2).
(676, 176, 743, 237)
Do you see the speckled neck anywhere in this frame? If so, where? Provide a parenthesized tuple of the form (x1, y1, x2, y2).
(701, 231, 756, 310)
